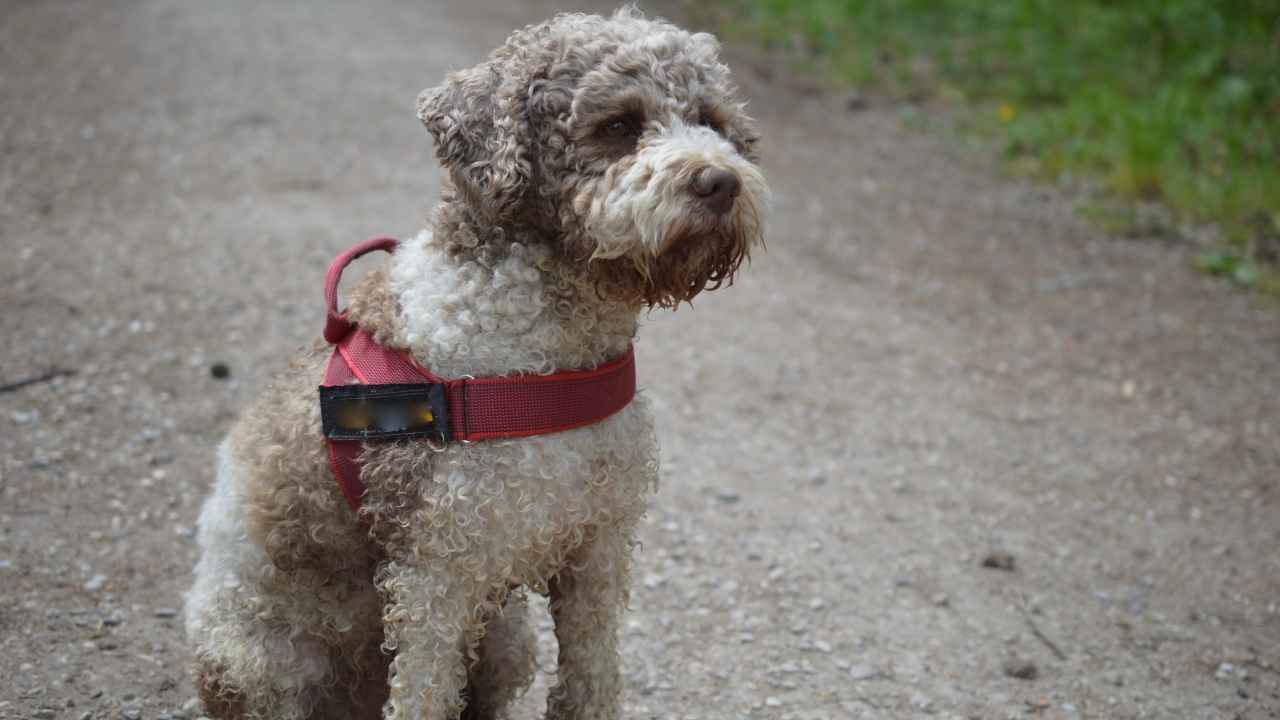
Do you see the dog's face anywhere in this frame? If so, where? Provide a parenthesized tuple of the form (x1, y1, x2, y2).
(418, 9, 768, 308)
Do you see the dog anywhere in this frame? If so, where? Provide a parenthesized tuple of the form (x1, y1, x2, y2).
(184, 8, 767, 719)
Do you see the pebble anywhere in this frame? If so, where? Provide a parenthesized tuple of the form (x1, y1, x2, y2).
(122, 708, 142, 720)
(931, 592, 950, 607)
(1002, 657, 1039, 680)
(79, 712, 92, 720)
(910, 692, 934, 713)
(154, 608, 179, 618)
(846, 91, 869, 112)
(33, 710, 55, 720)
(812, 639, 832, 653)
(765, 696, 783, 708)
(84, 574, 108, 592)
(981, 551, 1016, 572)
(848, 663, 879, 681)
(209, 362, 231, 379)
(714, 488, 741, 504)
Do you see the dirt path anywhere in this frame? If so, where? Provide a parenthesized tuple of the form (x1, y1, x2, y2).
(2, 2, 1277, 719)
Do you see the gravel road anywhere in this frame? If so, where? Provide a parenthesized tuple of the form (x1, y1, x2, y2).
(2, 1, 1277, 719)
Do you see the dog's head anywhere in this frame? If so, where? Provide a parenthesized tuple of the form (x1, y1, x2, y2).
(417, 8, 768, 308)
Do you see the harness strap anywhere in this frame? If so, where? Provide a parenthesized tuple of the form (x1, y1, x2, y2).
(324, 237, 398, 344)
(319, 238, 637, 515)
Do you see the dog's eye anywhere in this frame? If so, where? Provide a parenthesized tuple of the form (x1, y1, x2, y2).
(599, 114, 642, 139)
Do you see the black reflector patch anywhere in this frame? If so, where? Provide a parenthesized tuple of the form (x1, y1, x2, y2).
(319, 383, 450, 442)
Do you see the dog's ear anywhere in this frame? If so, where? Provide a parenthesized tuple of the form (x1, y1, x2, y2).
(418, 62, 531, 220)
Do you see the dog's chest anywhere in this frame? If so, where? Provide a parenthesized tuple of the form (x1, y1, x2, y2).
(358, 395, 658, 565)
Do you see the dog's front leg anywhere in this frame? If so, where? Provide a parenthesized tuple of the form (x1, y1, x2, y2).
(546, 531, 633, 720)
(377, 560, 495, 720)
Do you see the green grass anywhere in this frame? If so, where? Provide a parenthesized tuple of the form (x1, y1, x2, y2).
(724, 0, 1280, 290)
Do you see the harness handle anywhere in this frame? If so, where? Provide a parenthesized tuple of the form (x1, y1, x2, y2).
(323, 237, 399, 343)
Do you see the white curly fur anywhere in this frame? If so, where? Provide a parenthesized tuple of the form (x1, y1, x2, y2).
(185, 8, 766, 720)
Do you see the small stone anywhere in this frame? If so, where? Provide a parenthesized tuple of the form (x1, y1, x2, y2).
(181, 699, 201, 715)
(79, 712, 93, 720)
(122, 708, 142, 720)
(1215, 662, 1235, 680)
(84, 574, 108, 592)
(714, 488, 741, 504)
(931, 592, 950, 607)
(764, 696, 783, 708)
(33, 710, 55, 719)
(845, 91, 869, 112)
(209, 362, 231, 379)
(812, 640, 832, 653)
(154, 608, 179, 619)
(1002, 657, 1039, 680)
(910, 692, 934, 713)
(981, 551, 1016, 572)
(848, 663, 879, 681)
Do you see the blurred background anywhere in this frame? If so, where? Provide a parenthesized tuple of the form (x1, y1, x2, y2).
(721, 0, 1280, 292)
(1, 1, 1277, 718)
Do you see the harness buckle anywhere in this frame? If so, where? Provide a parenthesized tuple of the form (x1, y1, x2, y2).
(319, 383, 451, 442)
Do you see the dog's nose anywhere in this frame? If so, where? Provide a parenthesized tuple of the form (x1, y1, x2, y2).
(690, 167, 741, 215)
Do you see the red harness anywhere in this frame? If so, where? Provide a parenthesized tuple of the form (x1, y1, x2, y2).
(319, 238, 637, 513)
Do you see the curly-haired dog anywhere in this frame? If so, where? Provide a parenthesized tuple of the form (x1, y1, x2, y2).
(184, 8, 767, 720)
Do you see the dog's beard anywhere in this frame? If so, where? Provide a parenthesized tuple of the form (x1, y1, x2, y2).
(572, 124, 768, 308)
(590, 195, 763, 308)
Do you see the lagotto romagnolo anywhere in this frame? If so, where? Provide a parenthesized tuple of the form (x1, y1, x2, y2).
(184, 8, 768, 720)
